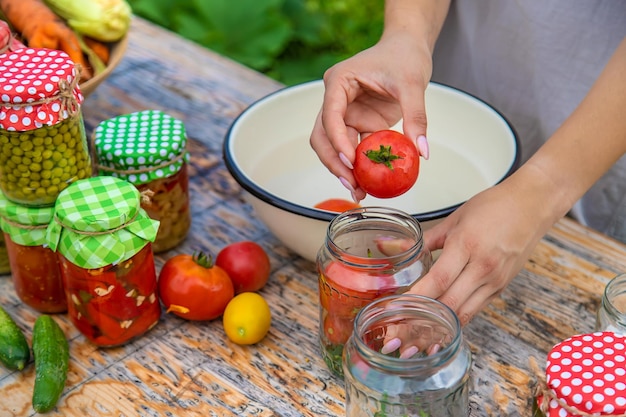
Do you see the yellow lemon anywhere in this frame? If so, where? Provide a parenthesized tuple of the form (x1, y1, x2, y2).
(223, 292, 271, 345)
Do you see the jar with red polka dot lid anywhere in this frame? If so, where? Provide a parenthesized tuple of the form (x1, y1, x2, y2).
(533, 332, 626, 417)
(0, 48, 92, 207)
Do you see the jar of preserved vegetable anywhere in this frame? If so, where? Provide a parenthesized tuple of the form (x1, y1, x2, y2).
(0, 233, 10, 275)
(0, 48, 92, 207)
(0, 192, 65, 312)
(343, 294, 472, 417)
(92, 109, 190, 253)
(595, 273, 626, 335)
(533, 332, 626, 417)
(46, 176, 161, 347)
(317, 207, 432, 378)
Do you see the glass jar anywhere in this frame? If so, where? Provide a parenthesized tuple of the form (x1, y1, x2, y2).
(343, 294, 472, 417)
(46, 176, 162, 347)
(0, 192, 65, 313)
(595, 273, 626, 335)
(0, 47, 91, 207)
(0, 233, 10, 275)
(93, 110, 191, 253)
(317, 207, 432, 378)
(534, 332, 626, 416)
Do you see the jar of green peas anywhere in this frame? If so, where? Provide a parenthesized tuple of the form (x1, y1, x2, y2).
(0, 47, 92, 207)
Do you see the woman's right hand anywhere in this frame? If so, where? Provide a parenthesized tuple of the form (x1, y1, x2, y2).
(309, 30, 433, 201)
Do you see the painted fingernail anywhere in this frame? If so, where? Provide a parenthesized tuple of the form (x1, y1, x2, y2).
(339, 152, 354, 169)
(381, 337, 402, 354)
(399, 345, 420, 359)
(417, 135, 429, 160)
(427, 343, 441, 356)
(339, 177, 360, 203)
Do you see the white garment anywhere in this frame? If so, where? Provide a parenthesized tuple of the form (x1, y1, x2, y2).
(431, 0, 626, 242)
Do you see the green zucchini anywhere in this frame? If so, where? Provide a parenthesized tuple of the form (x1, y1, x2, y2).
(32, 315, 69, 413)
(0, 304, 30, 371)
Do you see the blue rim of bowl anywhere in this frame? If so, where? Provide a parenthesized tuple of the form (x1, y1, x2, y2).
(223, 80, 521, 223)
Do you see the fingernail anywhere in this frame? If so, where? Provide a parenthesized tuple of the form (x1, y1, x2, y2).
(339, 152, 354, 169)
(380, 337, 401, 354)
(427, 343, 441, 356)
(339, 177, 360, 203)
(399, 345, 420, 359)
(417, 135, 429, 160)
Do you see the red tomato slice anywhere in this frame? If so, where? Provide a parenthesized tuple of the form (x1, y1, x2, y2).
(353, 130, 420, 198)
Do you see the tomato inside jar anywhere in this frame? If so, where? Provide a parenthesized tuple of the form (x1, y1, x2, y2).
(60, 243, 160, 347)
(316, 207, 433, 378)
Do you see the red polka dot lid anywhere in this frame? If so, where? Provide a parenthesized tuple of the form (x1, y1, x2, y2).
(0, 48, 83, 132)
(538, 332, 626, 416)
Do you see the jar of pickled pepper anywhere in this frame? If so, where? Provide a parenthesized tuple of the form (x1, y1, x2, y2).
(92, 110, 191, 253)
(343, 294, 472, 417)
(317, 207, 432, 378)
(533, 332, 626, 417)
(0, 191, 65, 312)
(46, 176, 161, 347)
(0, 48, 92, 206)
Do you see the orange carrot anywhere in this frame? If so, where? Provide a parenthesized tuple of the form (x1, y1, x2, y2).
(84, 36, 110, 65)
(0, 0, 92, 80)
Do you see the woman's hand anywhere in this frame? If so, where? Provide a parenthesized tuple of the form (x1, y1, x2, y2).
(310, 31, 433, 201)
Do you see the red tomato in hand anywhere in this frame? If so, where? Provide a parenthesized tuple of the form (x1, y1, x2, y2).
(353, 130, 419, 198)
(158, 252, 234, 321)
(215, 241, 271, 294)
(314, 198, 361, 213)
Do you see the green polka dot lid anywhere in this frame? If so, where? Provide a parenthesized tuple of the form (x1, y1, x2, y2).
(0, 191, 55, 246)
(93, 110, 189, 185)
(46, 176, 160, 269)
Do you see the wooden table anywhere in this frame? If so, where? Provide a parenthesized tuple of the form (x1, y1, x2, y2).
(1, 17, 626, 417)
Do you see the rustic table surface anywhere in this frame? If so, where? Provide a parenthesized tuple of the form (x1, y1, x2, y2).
(1, 17, 626, 417)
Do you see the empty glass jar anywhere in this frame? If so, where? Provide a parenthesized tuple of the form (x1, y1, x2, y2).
(595, 273, 626, 335)
(343, 294, 472, 417)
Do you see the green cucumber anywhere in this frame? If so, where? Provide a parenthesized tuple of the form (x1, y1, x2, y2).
(0, 305, 30, 371)
(32, 315, 69, 414)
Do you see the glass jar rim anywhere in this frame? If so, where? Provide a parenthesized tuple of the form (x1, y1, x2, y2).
(325, 206, 425, 267)
(352, 294, 463, 371)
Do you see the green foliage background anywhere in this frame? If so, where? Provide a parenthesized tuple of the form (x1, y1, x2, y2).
(126, 0, 384, 85)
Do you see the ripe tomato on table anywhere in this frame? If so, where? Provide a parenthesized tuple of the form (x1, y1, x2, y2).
(215, 241, 271, 294)
(353, 130, 420, 198)
(158, 252, 234, 321)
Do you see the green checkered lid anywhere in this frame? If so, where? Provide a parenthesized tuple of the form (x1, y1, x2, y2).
(46, 176, 160, 269)
(0, 192, 55, 246)
(93, 109, 189, 185)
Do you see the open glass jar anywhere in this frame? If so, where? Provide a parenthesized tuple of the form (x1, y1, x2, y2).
(343, 294, 472, 417)
(595, 273, 626, 335)
(317, 207, 432, 378)
(46, 176, 161, 347)
(0, 48, 91, 207)
(93, 110, 191, 253)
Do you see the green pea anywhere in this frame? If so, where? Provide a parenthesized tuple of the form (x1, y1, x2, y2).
(30, 163, 42, 173)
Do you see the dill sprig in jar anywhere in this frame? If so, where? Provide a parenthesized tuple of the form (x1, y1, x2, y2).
(92, 110, 191, 253)
(46, 176, 161, 347)
(0, 48, 92, 206)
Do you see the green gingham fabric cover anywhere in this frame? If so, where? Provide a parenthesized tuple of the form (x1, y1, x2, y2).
(46, 176, 160, 269)
(93, 109, 189, 185)
(0, 192, 55, 246)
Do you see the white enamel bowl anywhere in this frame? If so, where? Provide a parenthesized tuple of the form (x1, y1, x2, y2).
(224, 80, 520, 262)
